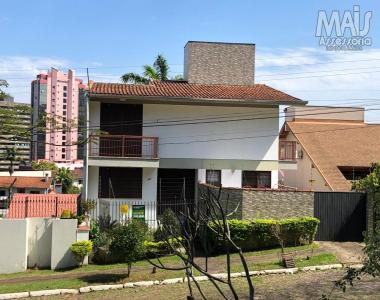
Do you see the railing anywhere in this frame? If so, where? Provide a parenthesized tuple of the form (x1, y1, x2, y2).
(89, 135, 158, 159)
(279, 140, 297, 161)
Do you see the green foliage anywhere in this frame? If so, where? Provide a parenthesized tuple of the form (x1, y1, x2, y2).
(67, 185, 81, 194)
(56, 167, 74, 193)
(31, 160, 58, 171)
(80, 199, 96, 214)
(209, 217, 320, 253)
(70, 241, 93, 266)
(154, 208, 180, 241)
(144, 238, 182, 255)
(121, 54, 180, 84)
(109, 222, 148, 276)
(60, 209, 73, 219)
(0, 79, 9, 100)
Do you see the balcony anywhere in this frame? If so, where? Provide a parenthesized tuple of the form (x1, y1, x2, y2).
(279, 141, 296, 161)
(88, 135, 159, 168)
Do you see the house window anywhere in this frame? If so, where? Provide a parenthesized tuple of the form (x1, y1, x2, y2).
(206, 170, 221, 186)
(17, 188, 26, 193)
(338, 166, 371, 181)
(29, 191, 40, 194)
(242, 171, 271, 188)
(63, 86, 67, 91)
(0, 190, 6, 196)
(99, 167, 142, 198)
(62, 154, 66, 159)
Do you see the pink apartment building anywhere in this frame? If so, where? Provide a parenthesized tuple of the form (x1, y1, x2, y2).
(31, 68, 86, 164)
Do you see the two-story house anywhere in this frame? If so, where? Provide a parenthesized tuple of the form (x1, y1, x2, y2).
(279, 106, 380, 191)
(84, 41, 306, 221)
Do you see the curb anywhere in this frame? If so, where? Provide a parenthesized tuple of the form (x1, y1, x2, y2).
(0, 263, 361, 299)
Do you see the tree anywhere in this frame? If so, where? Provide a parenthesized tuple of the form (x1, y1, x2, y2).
(323, 163, 380, 299)
(31, 160, 58, 171)
(0, 147, 25, 175)
(109, 222, 148, 277)
(0, 79, 9, 100)
(147, 185, 254, 300)
(121, 54, 178, 84)
(56, 167, 74, 193)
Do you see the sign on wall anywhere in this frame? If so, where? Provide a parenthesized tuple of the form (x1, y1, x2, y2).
(132, 205, 145, 222)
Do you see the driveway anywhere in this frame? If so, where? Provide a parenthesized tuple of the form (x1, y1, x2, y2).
(317, 241, 364, 264)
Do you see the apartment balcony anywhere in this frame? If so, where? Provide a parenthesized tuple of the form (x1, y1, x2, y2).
(88, 135, 159, 168)
(279, 140, 297, 170)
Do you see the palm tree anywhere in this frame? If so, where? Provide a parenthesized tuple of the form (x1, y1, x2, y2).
(121, 54, 171, 84)
(56, 167, 74, 193)
(1, 147, 24, 176)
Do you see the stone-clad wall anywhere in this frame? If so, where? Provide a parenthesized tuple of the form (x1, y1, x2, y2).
(184, 41, 255, 85)
(198, 184, 314, 220)
(242, 190, 314, 219)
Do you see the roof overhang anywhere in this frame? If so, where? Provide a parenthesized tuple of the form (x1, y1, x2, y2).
(89, 94, 308, 108)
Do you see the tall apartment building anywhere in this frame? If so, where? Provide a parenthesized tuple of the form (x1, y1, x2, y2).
(0, 100, 31, 171)
(31, 68, 86, 164)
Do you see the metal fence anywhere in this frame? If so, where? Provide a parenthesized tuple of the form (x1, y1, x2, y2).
(87, 198, 195, 228)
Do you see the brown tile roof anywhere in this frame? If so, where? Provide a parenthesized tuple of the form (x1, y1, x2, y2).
(0, 176, 52, 189)
(90, 81, 305, 104)
(0, 177, 16, 188)
(286, 121, 380, 191)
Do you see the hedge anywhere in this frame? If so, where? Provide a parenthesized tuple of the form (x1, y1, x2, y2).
(209, 217, 320, 252)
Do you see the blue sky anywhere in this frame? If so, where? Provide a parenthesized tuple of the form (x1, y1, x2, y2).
(1, 0, 380, 122)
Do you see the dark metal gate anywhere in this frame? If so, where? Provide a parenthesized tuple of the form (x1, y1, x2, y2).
(314, 192, 367, 241)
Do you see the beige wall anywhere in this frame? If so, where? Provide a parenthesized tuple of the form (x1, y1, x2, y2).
(280, 131, 331, 191)
(285, 106, 364, 122)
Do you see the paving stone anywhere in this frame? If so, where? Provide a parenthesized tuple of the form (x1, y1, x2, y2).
(59, 289, 79, 295)
(79, 287, 92, 293)
(230, 272, 242, 278)
(133, 281, 154, 287)
(30, 290, 61, 297)
(161, 278, 183, 285)
(90, 285, 112, 291)
(211, 273, 228, 279)
(108, 284, 124, 290)
(0, 293, 29, 300)
(123, 283, 135, 288)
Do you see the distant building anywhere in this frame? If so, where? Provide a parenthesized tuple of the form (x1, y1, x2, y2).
(0, 100, 31, 171)
(31, 68, 86, 164)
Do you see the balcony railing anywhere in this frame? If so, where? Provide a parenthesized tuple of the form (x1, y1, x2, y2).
(89, 135, 158, 159)
(279, 140, 296, 161)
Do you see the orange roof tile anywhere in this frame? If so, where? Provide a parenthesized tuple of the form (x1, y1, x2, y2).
(286, 121, 380, 191)
(0, 176, 52, 189)
(90, 81, 305, 105)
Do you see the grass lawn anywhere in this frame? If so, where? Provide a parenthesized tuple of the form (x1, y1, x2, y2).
(0, 243, 337, 294)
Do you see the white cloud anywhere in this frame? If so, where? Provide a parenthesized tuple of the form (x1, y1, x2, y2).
(255, 48, 380, 123)
(0, 56, 70, 103)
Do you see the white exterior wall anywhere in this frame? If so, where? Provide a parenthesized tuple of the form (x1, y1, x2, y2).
(143, 104, 279, 161)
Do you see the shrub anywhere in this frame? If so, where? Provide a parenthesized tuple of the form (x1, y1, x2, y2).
(154, 208, 180, 241)
(70, 240, 93, 266)
(80, 199, 96, 215)
(109, 221, 148, 276)
(60, 209, 73, 219)
(144, 238, 182, 256)
(209, 217, 319, 253)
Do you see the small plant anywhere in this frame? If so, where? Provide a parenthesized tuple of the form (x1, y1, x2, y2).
(80, 199, 96, 215)
(154, 208, 180, 241)
(60, 209, 72, 219)
(70, 240, 93, 266)
(110, 222, 148, 276)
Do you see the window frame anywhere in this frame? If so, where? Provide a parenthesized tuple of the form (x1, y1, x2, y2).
(206, 169, 222, 186)
(242, 171, 272, 189)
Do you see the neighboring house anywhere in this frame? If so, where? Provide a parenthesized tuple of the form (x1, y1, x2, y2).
(0, 100, 31, 171)
(31, 68, 87, 164)
(279, 106, 380, 191)
(85, 41, 306, 219)
(0, 176, 53, 195)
